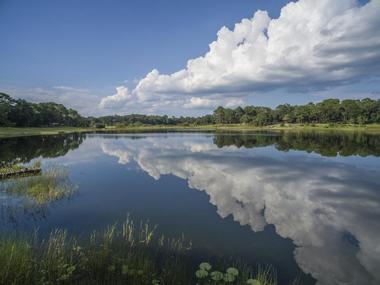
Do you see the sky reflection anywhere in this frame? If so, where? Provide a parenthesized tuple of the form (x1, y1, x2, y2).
(99, 133, 380, 285)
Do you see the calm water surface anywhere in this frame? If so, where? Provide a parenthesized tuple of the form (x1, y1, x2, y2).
(1, 131, 380, 285)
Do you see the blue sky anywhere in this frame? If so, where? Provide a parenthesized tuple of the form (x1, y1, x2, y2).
(1, 0, 379, 116)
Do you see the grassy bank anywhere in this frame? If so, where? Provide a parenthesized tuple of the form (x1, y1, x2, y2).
(0, 127, 92, 138)
(1, 123, 380, 139)
(102, 123, 380, 134)
(0, 217, 278, 285)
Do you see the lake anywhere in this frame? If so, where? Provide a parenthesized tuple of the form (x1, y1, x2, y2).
(1, 131, 380, 285)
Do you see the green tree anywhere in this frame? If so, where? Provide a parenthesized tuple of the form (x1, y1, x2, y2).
(0, 93, 13, 126)
(316, 99, 341, 123)
(340, 99, 360, 123)
(213, 106, 226, 124)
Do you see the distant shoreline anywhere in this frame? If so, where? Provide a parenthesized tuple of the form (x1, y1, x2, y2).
(1, 123, 380, 139)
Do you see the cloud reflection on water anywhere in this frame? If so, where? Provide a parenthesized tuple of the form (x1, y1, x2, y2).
(101, 134, 380, 285)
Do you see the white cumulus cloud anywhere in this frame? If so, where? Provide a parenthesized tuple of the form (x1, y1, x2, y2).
(183, 97, 214, 109)
(99, 86, 130, 108)
(99, 0, 380, 113)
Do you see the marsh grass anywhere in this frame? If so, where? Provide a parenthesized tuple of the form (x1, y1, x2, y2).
(0, 237, 34, 284)
(0, 164, 23, 175)
(0, 216, 282, 285)
(2, 166, 76, 205)
(0, 217, 193, 285)
(0, 165, 76, 227)
(253, 265, 277, 285)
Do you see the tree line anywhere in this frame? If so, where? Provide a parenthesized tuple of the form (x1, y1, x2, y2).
(1, 92, 379, 127)
(0, 93, 88, 127)
(90, 114, 214, 127)
(92, 98, 380, 127)
(212, 98, 380, 126)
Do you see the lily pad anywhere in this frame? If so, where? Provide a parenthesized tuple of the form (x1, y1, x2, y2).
(199, 262, 212, 271)
(195, 269, 209, 279)
(226, 267, 239, 276)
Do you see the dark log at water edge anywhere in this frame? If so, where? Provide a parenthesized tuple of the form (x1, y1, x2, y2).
(0, 168, 42, 180)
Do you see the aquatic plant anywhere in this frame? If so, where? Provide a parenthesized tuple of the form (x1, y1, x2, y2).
(0, 217, 194, 285)
(0, 164, 23, 175)
(2, 166, 76, 205)
(251, 265, 277, 285)
(0, 237, 33, 284)
(247, 279, 261, 285)
(0, 165, 77, 227)
(194, 262, 277, 285)
(0, 217, 283, 285)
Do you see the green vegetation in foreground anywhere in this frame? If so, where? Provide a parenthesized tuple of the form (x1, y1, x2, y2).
(0, 127, 92, 138)
(0, 217, 280, 285)
(1, 166, 76, 205)
(195, 262, 277, 285)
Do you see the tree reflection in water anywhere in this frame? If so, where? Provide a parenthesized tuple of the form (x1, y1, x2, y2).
(100, 132, 380, 285)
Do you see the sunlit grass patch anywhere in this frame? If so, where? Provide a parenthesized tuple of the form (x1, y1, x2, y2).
(0, 164, 23, 175)
(0, 127, 91, 139)
(2, 166, 76, 205)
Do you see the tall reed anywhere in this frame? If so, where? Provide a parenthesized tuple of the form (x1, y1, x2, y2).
(0, 217, 282, 285)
